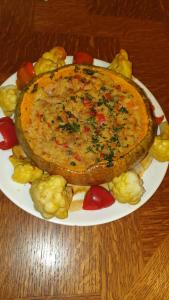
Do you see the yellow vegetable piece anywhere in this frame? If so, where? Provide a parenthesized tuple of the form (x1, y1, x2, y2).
(12, 163, 43, 184)
(34, 57, 56, 75)
(0, 85, 18, 116)
(30, 175, 72, 219)
(109, 49, 132, 79)
(150, 136, 169, 162)
(109, 171, 145, 204)
(42, 46, 66, 63)
(34, 46, 66, 75)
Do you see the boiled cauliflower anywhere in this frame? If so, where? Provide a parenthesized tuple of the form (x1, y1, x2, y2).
(150, 121, 169, 162)
(34, 57, 57, 75)
(109, 49, 132, 79)
(10, 159, 43, 184)
(42, 46, 66, 63)
(9, 145, 43, 183)
(30, 175, 72, 219)
(0, 85, 18, 116)
(109, 171, 145, 204)
(34, 46, 66, 75)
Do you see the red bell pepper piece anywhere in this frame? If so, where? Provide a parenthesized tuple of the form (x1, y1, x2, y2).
(154, 115, 164, 125)
(73, 51, 93, 65)
(96, 112, 106, 124)
(0, 117, 18, 150)
(16, 62, 35, 90)
(83, 186, 115, 210)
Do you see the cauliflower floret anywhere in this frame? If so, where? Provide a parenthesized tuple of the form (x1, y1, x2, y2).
(42, 46, 66, 63)
(109, 49, 132, 79)
(30, 175, 72, 219)
(109, 171, 145, 204)
(34, 46, 67, 75)
(150, 121, 169, 162)
(34, 57, 57, 75)
(0, 85, 18, 116)
(11, 162, 43, 184)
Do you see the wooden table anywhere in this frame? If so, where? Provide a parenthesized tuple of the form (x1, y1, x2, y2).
(0, 1, 169, 299)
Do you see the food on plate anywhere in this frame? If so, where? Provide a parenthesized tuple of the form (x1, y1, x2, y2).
(12, 144, 28, 160)
(11, 161, 43, 184)
(0, 85, 18, 116)
(109, 49, 132, 79)
(150, 121, 169, 162)
(0, 45, 168, 221)
(0, 117, 18, 150)
(34, 46, 66, 75)
(83, 185, 115, 210)
(73, 51, 93, 64)
(16, 62, 35, 90)
(160, 121, 169, 139)
(108, 171, 145, 204)
(30, 175, 72, 219)
(15, 64, 157, 185)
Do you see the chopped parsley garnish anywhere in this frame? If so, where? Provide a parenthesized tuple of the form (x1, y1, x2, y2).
(97, 97, 106, 106)
(65, 111, 74, 118)
(92, 135, 99, 144)
(86, 146, 95, 153)
(104, 149, 114, 167)
(70, 161, 76, 166)
(86, 117, 97, 128)
(119, 106, 128, 113)
(83, 68, 95, 75)
(110, 134, 120, 144)
(100, 86, 107, 92)
(113, 125, 124, 132)
(58, 122, 80, 133)
(85, 93, 93, 100)
(57, 116, 63, 122)
(70, 95, 76, 101)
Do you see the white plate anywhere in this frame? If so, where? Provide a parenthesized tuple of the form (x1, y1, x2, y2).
(0, 57, 168, 226)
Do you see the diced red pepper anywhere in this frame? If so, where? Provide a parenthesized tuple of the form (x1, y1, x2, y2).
(83, 125, 90, 132)
(74, 153, 81, 161)
(96, 112, 106, 124)
(16, 61, 35, 90)
(105, 93, 112, 101)
(73, 51, 93, 65)
(83, 186, 115, 210)
(0, 117, 18, 150)
(83, 98, 93, 108)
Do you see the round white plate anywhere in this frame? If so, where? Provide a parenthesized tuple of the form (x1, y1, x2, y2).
(0, 57, 168, 226)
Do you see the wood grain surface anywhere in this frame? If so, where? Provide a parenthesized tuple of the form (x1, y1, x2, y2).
(0, 1, 169, 299)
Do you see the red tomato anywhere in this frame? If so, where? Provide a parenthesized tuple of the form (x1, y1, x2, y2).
(83, 186, 115, 210)
(16, 62, 35, 90)
(73, 51, 93, 64)
(0, 117, 18, 150)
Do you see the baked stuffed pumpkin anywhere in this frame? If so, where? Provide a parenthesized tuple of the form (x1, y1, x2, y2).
(15, 64, 157, 185)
